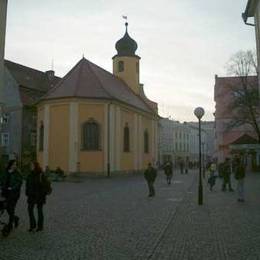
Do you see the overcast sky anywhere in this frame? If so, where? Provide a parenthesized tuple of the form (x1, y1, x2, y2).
(5, 0, 255, 121)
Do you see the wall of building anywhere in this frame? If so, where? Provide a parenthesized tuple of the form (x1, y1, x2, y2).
(113, 56, 140, 94)
(37, 99, 158, 174)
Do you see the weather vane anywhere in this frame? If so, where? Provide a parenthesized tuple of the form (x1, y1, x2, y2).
(122, 15, 127, 22)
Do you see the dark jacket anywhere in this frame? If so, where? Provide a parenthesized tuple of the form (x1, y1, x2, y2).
(26, 172, 51, 204)
(164, 163, 173, 176)
(144, 167, 157, 182)
(235, 165, 245, 180)
(0, 170, 23, 200)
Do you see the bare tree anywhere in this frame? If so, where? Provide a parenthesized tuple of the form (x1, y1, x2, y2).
(225, 50, 260, 143)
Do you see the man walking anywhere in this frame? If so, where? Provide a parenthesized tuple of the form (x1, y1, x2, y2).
(144, 163, 157, 197)
(221, 158, 234, 192)
(234, 157, 246, 202)
(163, 160, 173, 185)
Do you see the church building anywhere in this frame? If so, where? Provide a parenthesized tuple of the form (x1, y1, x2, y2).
(37, 23, 159, 175)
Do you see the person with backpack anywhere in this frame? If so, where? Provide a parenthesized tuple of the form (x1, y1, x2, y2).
(234, 157, 246, 202)
(0, 160, 23, 237)
(163, 160, 173, 185)
(26, 162, 52, 232)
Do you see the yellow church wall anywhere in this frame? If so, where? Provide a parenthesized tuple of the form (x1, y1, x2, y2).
(37, 107, 44, 166)
(142, 117, 153, 169)
(113, 56, 139, 95)
(48, 104, 70, 171)
(78, 103, 105, 172)
(120, 109, 135, 171)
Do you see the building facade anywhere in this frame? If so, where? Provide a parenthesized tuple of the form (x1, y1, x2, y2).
(159, 118, 211, 167)
(37, 23, 158, 175)
(214, 75, 260, 166)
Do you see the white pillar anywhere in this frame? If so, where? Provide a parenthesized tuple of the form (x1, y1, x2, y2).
(138, 115, 143, 170)
(133, 113, 138, 170)
(115, 106, 121, 171)
(109, 104, 116, 171)
(104, 104, 108, 172)
(43, 104, 50, 169)
(69, 102, 79, 172)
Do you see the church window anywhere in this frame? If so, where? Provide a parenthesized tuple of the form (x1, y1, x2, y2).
(144, 129, 149, 153)
(118, 61, 124, 72)
(39, 122, 44, 151)
(82, 119, 100, 151)
(123, 123, 130, 152)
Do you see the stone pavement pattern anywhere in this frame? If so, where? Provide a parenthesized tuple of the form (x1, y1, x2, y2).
(0, 170, 260, 260)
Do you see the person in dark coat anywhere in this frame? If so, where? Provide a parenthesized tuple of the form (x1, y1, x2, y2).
(163, 161, 173, 185)
(144, 163, 157, 197)
(234, 157, 246, 202)
(0, 160, 23, 237)
(221, 158, 234, 192)
(26, 162, 52, 232)
(179, 160, 184, 174)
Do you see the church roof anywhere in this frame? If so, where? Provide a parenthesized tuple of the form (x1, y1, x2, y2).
(42, 58, 154, 113)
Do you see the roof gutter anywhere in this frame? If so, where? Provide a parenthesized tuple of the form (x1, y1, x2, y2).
(242, 0, 256, 26)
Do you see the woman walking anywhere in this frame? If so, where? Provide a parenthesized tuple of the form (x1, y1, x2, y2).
(0, 160, 23, 237)
(234, 157, 245, 202)
(26, 162, 52, 232)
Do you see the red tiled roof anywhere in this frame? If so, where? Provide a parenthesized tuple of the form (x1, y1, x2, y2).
(43, 58, 154, 113)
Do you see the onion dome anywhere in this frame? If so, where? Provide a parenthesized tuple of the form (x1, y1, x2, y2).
(115, 22, 138, 56)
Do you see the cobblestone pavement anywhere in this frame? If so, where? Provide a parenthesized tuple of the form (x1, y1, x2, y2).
(0, 170, 260, 260)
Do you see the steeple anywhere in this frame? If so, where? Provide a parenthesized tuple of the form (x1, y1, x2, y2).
(115, 22, 138, 57)
(112, 22, 140, 95)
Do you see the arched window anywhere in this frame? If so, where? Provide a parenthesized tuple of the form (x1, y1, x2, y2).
(123, 123, 130, 152)
(82, 119, 100, 151)
(39, 122, 44, 151)
(144, 129, 149, 154)
(118, 61, 124, 72)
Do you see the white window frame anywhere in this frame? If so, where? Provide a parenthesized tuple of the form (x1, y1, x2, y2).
(1, 133, 9, 147)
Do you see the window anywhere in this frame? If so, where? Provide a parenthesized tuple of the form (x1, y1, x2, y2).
(39, 122, 44, 151)
(1, 113, 9, 124)
(144, 130, 149, 153)
(1, 133, 9, 147)
(136, 62, 139, 73)
(123, 124, 130, 152)
(31, 131, 37, 147)
(118, 61, 124, 72)
(82, 119, 100, 151)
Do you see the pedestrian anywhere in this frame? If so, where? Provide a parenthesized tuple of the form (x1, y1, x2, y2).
(0, 160, 23, 237)
(163, 160, 173, 185)
(184, 159, 189, 174)
(180, 160, 184, 174)
(234, 157, 246, 202)
(221, 158, 234, 192)
(144, 162, 157, 197)
(26, 162, 52, 232)
(208, 162, 217, 191)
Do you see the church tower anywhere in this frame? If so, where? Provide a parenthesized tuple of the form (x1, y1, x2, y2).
(0, 0, 8, 104)
(113, 22, 140, 95)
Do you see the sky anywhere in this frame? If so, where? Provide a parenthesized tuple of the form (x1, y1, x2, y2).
(4, 0, 256, 121)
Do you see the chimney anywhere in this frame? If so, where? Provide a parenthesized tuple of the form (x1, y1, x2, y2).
(45, 70, 55, 81)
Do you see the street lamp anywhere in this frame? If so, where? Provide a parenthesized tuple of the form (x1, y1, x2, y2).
(194, 107, 205, 205)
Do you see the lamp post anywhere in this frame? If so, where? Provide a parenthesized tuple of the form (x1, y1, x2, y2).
(194, 107, 205, 205)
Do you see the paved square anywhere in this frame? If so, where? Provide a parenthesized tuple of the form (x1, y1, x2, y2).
(1, 171, 260, 260)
